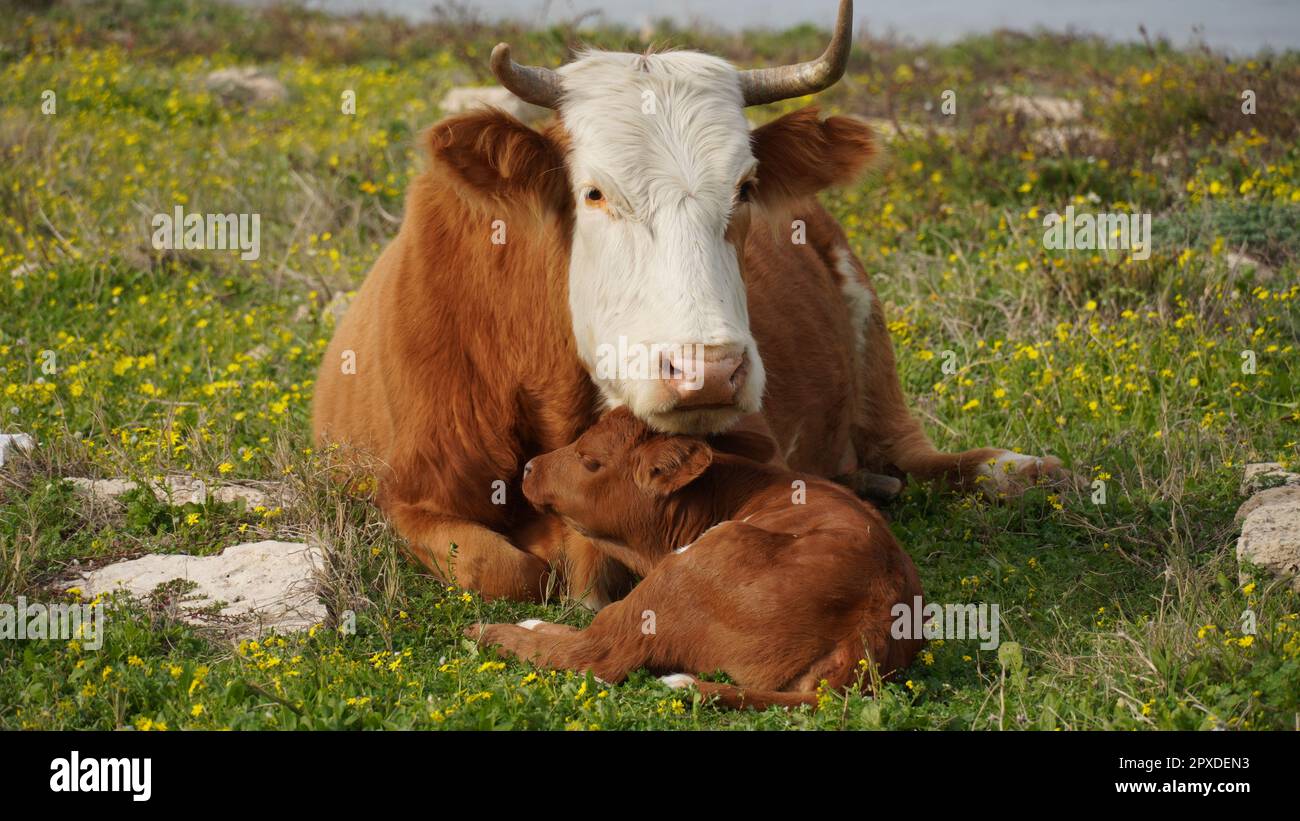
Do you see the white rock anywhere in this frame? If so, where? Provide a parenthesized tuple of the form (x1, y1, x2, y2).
(1240, 462, 1300, 496)
(992, 93, 1083, 124)
(440, 86, 549, 123)
(1224, 252, 1275, 281)
(1236, 485, 1300, 524)
(1237, 499, 1300, 593)
(210, 484, 275, 507)
(1031, 124, 1106, 153)
(66, 475, 280, 509)
(205, 67, 287, 107)
(70, 540, 326, 639)
(65, 477, 138, 504)
(0, 433, 34, 467)
(859, 117, 936, 142)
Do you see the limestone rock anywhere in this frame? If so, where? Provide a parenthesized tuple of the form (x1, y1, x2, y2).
(991, 92, 1083, 123)
(1236, 485, 1300, 524)
(1236, 463, 1300, 592)
(1240, 462, 1300, 496)
(69, 540, 326, 639)
(1225, 252, 1275, 282)
(0, 432, 34, 467)
(205, 67, 287, 107)
(66, 475, 284, 509)
(1237, 500, 1300, 592)
(1031, 124, 1107, 153)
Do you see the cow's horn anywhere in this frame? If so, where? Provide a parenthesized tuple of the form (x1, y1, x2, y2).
(738, 0, 853, 106)
(490, 43, 563, 109)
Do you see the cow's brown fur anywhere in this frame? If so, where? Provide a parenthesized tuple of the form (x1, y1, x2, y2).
(313, 105, 1049, 603)
(468, 407, 925, 710)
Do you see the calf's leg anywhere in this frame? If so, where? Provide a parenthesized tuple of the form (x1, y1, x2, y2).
(467, 605, 652, 684)
(850, 291, 1066, 496)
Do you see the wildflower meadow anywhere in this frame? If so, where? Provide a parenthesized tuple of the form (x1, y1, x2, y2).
(0, 0, 1297, 731)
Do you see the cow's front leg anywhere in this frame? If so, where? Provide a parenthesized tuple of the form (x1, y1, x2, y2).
(386, 501, 550, 602)
(876, 438, 1069, 499)
(512, 515, 635, 610)
(849, 286, 1068, 498)
(972, 450, 1070, 499)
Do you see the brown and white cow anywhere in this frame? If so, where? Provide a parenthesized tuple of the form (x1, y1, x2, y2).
(312, 0, 1064, 605)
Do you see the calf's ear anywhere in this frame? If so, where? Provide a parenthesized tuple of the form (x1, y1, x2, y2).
(634, 438, 714, 496)
(427, 109, 569, 211)
(749, 106, 876, 207)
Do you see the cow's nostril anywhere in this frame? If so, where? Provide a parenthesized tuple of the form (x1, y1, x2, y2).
(729, 353, 749, 387)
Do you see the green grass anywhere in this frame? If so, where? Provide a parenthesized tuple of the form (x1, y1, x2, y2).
(0, 0, 1298, 730)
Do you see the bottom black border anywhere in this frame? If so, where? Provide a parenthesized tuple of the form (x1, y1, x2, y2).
(5, 730, 1286, 807)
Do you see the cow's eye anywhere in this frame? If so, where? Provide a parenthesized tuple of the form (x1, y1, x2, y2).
(580, 455, 602, 473)
(737, 180, 756, 203)
(585, 188, 605, 205)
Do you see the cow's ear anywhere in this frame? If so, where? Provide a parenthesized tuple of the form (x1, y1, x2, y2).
(634, 437, 713, 496)
(749, 107, 876, 207)
(427, 109, 568, 211)
(707, 429, 777, 465)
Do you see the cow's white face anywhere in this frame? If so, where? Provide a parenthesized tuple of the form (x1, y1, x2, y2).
(557, 51, 765, 435)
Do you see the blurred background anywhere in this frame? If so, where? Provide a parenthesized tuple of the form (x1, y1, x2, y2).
(296, 0, 1300, 53)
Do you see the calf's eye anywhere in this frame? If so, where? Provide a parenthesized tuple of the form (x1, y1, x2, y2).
(737, 180, 755, 203)
(581, 456, 601, 472)
(585, 188, 604, 204)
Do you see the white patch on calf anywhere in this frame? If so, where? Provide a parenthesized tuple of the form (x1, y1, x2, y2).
(517, 619, 545, 630)
(659, 673, 696, 689)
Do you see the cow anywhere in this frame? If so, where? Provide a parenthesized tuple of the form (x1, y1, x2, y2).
(312, 0, 1065, 606)
(468, 407, 926, 710)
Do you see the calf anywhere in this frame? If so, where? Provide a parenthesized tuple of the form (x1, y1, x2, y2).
(467, 407, 925, 709)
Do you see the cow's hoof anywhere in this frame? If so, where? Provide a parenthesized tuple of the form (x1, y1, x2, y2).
(976, 451, 1070, 499)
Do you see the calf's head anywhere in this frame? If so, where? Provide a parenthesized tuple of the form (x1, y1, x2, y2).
(429, 0, 874, 434)
(522, 407, 775, 545)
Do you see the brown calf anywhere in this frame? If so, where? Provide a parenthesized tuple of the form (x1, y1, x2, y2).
(467, 407, 926, 709)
